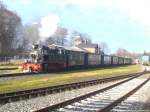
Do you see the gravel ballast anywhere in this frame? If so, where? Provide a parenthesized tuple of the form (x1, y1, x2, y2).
(0, 74, 150, 112)
(0, 79, 127, 112)
(112, 74, 150, 111)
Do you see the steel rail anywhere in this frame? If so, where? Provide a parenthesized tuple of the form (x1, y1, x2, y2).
(0, 72, 145, 105)
(34, 72, 146, 112)
(0, 72, 47, 78)
(0, 68, 18, 70)
(98, 77, 150, 112)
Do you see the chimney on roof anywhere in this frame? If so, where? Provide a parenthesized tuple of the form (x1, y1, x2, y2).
(73, 35, 84, 46)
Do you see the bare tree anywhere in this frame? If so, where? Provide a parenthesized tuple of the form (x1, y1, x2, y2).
(0, 1, 22, 56)
(49, 26, 68, 46)
(98, 42, 110, 54)
(70, 31, 92, 46)
(115, 48, 142, 59)
(70, 31, 79, 46)
(44, 37, 55, 46)
(23, 23, 40, 45)
(80, 33, 91, 44)
(116, 48, 131, 57)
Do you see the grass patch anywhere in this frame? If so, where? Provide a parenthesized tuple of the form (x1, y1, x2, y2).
(0, 65, 18, 69)
(0, 68, 22, 75)
(0, 65, 142, 93)
(5, 69, 23, 74)
(143, 62, 150, 66)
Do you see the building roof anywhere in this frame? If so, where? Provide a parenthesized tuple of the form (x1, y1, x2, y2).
(49, 44, 64, 49)
(74, 36, 84, 41)
(77, 43, 98, 48)
(66, 46, 88, 52)
(48, 44, 88, 52)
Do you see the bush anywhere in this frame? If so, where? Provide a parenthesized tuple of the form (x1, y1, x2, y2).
(143, 62, 150, 66)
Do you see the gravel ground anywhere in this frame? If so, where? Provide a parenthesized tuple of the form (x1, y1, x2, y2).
(0, 73, 149, 112)
(56, 74, 147, 112)
(0, 78, 128, 112)
(144, 87, 150, 112)
(112, 74, 150, 112)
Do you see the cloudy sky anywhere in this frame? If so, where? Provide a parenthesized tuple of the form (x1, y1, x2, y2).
(3, 0, 150, 53)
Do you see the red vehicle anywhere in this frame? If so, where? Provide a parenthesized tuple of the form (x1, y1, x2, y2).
(22, 63, 42, 72)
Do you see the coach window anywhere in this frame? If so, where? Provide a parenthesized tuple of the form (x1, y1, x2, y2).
(59, 49, 62, 54)
(62, 50, 65, 54)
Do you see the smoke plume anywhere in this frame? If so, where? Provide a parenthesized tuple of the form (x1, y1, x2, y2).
(39, 14, 60, 42)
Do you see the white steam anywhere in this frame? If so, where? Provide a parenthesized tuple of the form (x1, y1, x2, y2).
(39, 14, 60, 41)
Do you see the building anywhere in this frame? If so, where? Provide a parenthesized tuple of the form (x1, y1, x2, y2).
(77, 43, 99, 54)
(73, 36, 100, 54)
(73, 36, 85, 46)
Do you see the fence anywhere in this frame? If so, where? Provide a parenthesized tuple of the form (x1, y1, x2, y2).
(0, 56, 28, 66)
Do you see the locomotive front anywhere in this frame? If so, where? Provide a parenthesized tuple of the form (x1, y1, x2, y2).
(22, 44, 43, 72)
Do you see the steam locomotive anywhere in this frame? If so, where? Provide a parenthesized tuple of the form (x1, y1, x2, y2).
(22, 44, 132, 72)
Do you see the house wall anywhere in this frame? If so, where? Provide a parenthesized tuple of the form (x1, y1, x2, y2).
(83, 48, 96, 53)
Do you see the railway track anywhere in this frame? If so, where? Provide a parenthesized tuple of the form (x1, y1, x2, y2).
(0, 68, 18, 70)
(34, 72, 149, 112)
(0, 67, 18, 70)
(0, 65, 134, 78)
(0, 72, 47, 78)
(0, 72, 146, 105)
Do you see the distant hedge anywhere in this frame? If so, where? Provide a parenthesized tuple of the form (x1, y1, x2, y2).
(143, 62, 150, 66)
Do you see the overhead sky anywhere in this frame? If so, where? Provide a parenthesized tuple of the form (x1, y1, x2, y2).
(3, 0, 150, 53)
